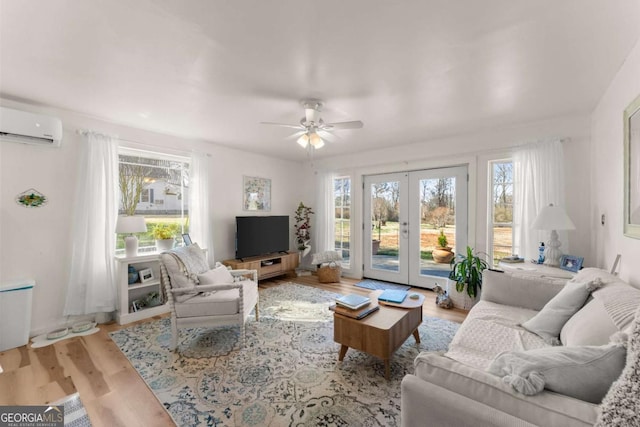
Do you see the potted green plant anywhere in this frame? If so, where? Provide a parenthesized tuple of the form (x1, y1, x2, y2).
(144, 291, 161, 307)
(152, 223, 179, 251)
(294, 202, 314, 258)
(449, 246, 488, 303)
(432, 230, 454, 263)
(437, 230, 448, 248)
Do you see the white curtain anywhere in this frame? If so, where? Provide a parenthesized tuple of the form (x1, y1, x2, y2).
(189, 152, 214, 266)
(513, 139, 566, 261)
(314, 171, 336, 254)
(64, 132, 119, 315)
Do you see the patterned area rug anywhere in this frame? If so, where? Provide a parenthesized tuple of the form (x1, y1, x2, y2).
(52, 392, 92, 426)
(354, 279, 411, 291)
(110, 283, 459, 427)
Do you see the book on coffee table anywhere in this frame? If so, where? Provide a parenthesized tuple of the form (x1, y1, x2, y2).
(377, 289, 408, 304)
(335, 294, 371, 310)
(329, 300, 379, 319)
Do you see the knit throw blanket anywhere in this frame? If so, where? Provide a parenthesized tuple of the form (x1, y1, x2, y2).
(595, 304, 640, 426)
(164, 244, 209, 283)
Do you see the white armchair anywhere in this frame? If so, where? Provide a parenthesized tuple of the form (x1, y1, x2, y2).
(159, 256, 259, 351)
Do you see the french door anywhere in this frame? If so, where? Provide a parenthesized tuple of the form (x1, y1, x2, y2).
(363, 166, 468, 289)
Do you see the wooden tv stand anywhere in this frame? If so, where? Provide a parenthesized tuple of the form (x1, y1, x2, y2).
(223, 252, 299, 281)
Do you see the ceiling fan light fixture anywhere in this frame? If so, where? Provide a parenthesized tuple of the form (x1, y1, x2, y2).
(261, 99, 362, 151)
(309, 132, 324, 148)
(297, 133, 309, 148)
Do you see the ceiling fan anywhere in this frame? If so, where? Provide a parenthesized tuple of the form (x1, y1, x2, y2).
(261, 99, 363, 149)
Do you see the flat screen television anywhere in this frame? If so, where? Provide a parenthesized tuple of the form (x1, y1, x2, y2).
(235, 215, 290, 259)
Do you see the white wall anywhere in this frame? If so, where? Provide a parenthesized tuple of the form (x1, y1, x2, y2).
(0, 99, 307, 335)
(207, 143, 311, 261)
(591, 38, 640, 286)
(308, 114, 592, 279)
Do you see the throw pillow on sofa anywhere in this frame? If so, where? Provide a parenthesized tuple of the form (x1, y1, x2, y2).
(592, 283, 640, 331)
(522, 278, 603, 345)
(487, 343, 626, 403)
(198, 265, 235, 285)
(161, 244, 210, 302)
(560, 298, 618, 346)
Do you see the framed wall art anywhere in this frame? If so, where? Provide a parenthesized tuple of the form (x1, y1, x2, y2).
(624, 93, 640, 238)
(243, 176, 271, 211)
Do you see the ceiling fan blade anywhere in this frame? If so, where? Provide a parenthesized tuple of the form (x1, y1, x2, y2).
(286, 130, 307, 140)
(317, 130, 338, 142)
(323, 120, 364, 130)
(260, 121, 304, 130)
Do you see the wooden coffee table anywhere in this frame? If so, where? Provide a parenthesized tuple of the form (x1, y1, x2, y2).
(333, 294, 424, 379)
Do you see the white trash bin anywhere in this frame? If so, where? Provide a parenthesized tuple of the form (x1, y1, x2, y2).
(0, 279, 35, 352)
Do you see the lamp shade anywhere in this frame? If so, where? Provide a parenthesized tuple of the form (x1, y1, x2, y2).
(309, 132, 324, 148)
(531, 204, 575, 231)
(115, 215, 147, 234)
(297, 133, 309, 148)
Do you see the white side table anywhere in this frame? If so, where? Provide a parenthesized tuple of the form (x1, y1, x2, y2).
(497, 261, 576, 280)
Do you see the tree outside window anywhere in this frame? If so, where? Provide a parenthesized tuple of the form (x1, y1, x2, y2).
(489, 160, 514, 264)
(334, 177, 351, 267)
(117, 149, 190, 253)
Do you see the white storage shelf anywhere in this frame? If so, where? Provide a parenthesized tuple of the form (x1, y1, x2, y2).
(115, 253, 170, 325)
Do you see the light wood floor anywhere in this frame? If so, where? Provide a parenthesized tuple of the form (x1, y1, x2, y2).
(0, 274, 467, 426)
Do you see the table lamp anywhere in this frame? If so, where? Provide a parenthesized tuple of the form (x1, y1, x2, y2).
(531, 204, 575, 266)
(116, 215, 147, 257)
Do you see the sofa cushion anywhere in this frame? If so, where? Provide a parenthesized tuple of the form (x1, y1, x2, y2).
(481, 270, 567, 311)
(401, 375, 539, 427)
(521, 279, 602, 345)
(198, 265, 234, 285)
(174, 280, 258, 318)
(445, 301, 549, 370)
(414, 351, 598, 426)
(487, 344, 626, 404)
(560, 299, 618, 346)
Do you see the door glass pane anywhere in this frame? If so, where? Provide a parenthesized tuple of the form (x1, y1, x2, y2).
(334, 177, 351, 268)
(371, 181, 400, 271)
(491, 161, 514, 265)
(419, 177, 456, 277)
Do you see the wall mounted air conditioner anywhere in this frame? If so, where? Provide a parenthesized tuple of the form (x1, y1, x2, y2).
(0, 107, 63, 147)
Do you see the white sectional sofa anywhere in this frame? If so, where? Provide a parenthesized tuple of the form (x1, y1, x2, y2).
(401, 268, 640, 427)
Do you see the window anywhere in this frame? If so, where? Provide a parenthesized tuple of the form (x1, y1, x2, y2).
(118, 148, 190, 254)
(489, 160, 513, 265)
(334, 176, 351, 267)
(140, 188, 154, 204)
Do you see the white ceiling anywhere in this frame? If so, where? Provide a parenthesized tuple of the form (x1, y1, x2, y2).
(1, 0, 639, 161)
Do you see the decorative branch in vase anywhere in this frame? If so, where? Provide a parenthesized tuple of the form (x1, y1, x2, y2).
(294, 202, 314, 258)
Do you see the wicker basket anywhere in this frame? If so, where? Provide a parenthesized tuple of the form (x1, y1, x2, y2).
(317, 263, 342, 283)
